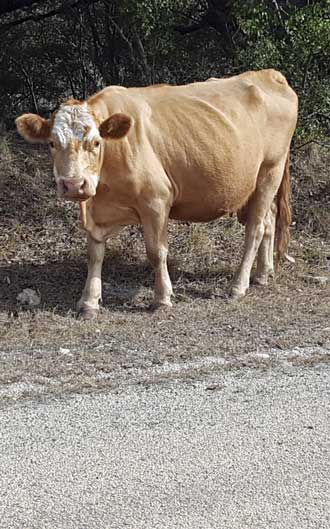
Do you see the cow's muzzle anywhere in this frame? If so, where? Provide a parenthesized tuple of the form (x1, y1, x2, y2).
(57, 178, 96, 201)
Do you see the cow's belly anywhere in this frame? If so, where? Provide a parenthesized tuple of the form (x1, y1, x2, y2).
(157, 119, 262, 222)
(169, 204, 227, 222)
(168, 165, 259, 223)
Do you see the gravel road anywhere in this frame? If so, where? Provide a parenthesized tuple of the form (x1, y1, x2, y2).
(1, 364, 330, 529)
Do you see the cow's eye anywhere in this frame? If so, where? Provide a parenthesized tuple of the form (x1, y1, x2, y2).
(94, 140, 100, 148)
(49, 141, 55, 149)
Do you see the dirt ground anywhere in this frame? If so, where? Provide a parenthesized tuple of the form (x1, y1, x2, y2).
(0, 136, 329, 400)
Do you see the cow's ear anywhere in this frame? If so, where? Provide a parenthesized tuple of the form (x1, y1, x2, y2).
(15, 114, 51, 144)
(99, 113, 132, 140)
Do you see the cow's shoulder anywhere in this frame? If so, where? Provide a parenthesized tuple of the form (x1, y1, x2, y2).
(88, 85, 127, 107)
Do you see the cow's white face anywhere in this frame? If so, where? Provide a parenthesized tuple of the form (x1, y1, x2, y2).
(50, 103, 102, 200)
(16, 102, 133, 202)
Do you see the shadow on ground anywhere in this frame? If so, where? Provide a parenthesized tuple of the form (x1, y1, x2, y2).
(0, 254, 233, 315)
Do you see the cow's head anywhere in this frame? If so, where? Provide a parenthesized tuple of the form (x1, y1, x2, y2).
(16, 100, 132, 201)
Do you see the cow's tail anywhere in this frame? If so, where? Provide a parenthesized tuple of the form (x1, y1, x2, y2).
(275, 153, 292, 268)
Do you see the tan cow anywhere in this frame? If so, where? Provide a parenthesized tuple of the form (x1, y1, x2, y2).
(16, 69, 298, 319)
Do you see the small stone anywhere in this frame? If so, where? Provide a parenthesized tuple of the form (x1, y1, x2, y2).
(59, 348, 71, 354)
(17, 288, 41, 307)
(314, 276, 329, 285)
(253, 353, 270, 360)
(284, 253, 295, 263)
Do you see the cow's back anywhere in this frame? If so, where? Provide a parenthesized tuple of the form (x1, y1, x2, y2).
(88, 70, 297, 223)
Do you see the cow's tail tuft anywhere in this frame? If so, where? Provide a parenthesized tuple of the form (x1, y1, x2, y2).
(275, 153, 292, 268)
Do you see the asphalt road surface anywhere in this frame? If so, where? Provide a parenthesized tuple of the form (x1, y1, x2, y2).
(1, 365, 330, 529)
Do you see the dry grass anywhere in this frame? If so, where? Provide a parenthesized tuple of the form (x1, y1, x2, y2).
(291, 143, 330, 238)
(0, 135, 329, 400)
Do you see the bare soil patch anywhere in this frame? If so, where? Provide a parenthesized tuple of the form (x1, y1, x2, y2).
(0, 136, 329, 400)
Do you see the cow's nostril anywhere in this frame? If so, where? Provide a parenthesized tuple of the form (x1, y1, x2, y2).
(61, 179, 87, 196)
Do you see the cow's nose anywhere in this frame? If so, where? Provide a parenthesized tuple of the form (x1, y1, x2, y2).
(62, 179, 85, 195)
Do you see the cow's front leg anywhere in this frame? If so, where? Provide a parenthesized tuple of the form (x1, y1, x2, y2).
(77, 234, 105, 319)
(142, 201, 173, 308)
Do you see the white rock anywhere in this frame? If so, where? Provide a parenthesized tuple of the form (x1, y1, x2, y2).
(17, 288, 41, 307)
(314, 276, 329, 285)
(284, 253, 295, 263)
(59, 348, 71, 354)
(253, 353, 270, 360)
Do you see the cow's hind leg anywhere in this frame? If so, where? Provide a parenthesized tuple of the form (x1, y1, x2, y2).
(77, 235, 105, 319)
(230, 160, 286, 300)
(142, 199, 173, 309)
(253, 201, 277, 286)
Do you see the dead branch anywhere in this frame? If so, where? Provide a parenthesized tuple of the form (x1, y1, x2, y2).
(293, 139, 330, 151)
(0, 0, 100, 33)
(0, 0, 43, 17)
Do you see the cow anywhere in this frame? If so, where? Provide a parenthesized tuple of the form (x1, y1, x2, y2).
(16, 69, 298, 319)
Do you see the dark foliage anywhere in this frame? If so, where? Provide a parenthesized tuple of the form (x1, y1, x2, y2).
(0, 0, 329, 139)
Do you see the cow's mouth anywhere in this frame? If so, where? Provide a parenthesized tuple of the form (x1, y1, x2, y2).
(57, 178, 96, 201)
(62, 193, 92, 202)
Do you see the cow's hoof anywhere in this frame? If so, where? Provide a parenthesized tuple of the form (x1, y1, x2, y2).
(227, 289, 245, 303)
(78, 307, 99, 320)
(252, 270, 274, 286)
(252, 275, 268, 287)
